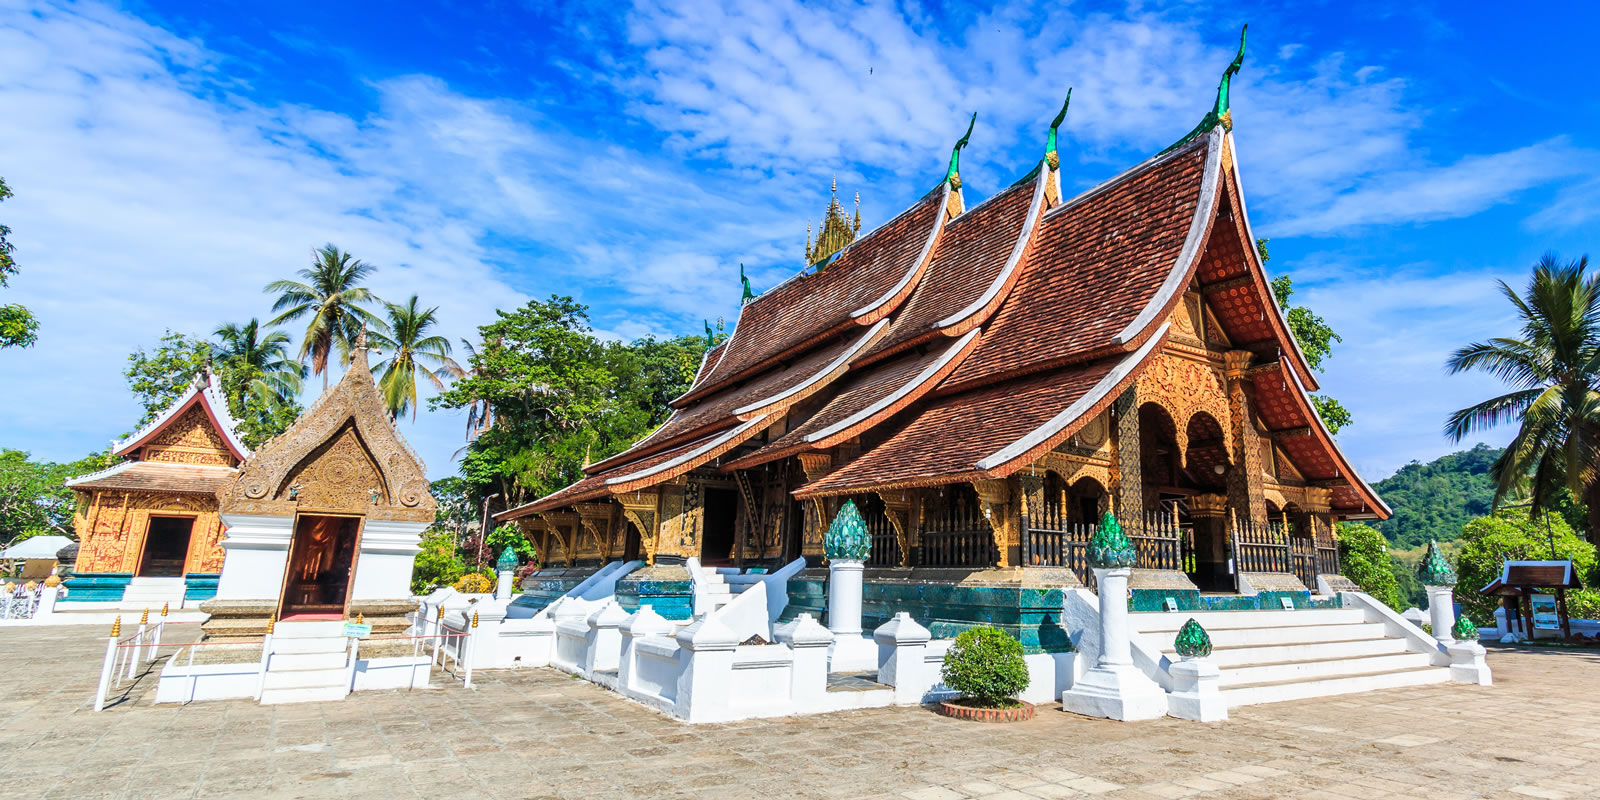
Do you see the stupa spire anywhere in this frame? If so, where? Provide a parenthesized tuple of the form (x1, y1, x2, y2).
(804, 174, 861, 265)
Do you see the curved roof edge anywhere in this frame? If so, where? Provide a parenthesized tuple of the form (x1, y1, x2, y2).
(111, 371, 251, 462)
(604, 415, 770, 493)
(933, 160, 1048, 331)
(850, 183, 951, 323)
(977, 323, 1169, 472)
(732, 319, 889, 419)
(806, 329, 981, 447)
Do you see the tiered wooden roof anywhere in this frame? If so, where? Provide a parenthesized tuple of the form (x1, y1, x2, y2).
(505, 52, 1390, 522)
(67, 371, 248, 495)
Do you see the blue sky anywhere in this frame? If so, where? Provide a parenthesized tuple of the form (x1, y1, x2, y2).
(2, 0, 1597, 486)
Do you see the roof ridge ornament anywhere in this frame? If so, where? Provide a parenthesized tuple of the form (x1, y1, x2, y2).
(740, 263, 755, 305)
(1045, 88, 1071, 170)
(1161, 24, 1247, 155)
(945, 112, 976, 189)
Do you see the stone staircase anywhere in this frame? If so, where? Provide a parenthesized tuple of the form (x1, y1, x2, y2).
(1132, 608, 1451, 708)
(121, 577, 186, 611)
(259, 620, 351, 705)
(691, 565, 743, 615)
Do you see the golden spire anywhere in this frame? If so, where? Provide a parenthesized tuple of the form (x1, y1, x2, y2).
(266, 614, 276, 635)
(110, 615, 122, 637)
(471, 610, 480, 628)
(140, 608, 149, 625)
(160, 602, 169, 617)
(804, 177, 861, 265)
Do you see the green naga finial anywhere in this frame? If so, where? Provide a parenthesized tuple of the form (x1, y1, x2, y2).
(1214, 24, 1247, 124)
(1045, 88, 1071, 169)
(1086, 510, 1138, 569)
(1161, 24, 1249, 154)
(1417, 539, 1457, 586)
(1452, 614, 1479, 641)
(945, 112, 977, 186)
(823, 499, 872, 562)
(1175, 618, 1212, 659)
(704, 320, 716, 348)
(739, 263, 755, 304)
(496, 545, 519, 573)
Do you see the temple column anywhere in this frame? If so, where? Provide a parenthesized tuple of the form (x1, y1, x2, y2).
(973, 478, 1019, 567)
(1018, 473, 1046, 567)
(797, 453, 836, 564)
(575, 503, 613, 565)
(877, 490, 915, 567)
(1110, 387, 1144, 524)
(1223, 351, 1268, 526)
(1060, 517, 1166, 721)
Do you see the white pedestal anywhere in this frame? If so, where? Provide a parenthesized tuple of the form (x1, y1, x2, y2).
(496, 570, 513, 600)
(826, 559, 876, 672)
(1447, 641, 1493, 686)
(1060, 567, 1166, 721)
(1167, 658, 1227, 722)
(1426, 584, 1457, 645)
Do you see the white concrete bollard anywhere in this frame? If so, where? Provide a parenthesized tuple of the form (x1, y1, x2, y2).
(873, 612, 933, 705)
(676, 615, 740, 723)
(826, 559, 876, 672)
(1167, 660, 1226, 722)
(1426, 584, 1457, 645)
(1060, 566, 1167, 721)
(785, 614, 834, 708)
(583, 601, 630, 676)
(1447, 640, 1493, 685)
(619, 605, 674, 692)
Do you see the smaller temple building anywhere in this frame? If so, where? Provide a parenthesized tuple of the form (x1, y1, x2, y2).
(63, 372, 249, 608)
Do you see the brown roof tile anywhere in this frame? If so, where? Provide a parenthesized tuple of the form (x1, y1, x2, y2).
(942, 136, 1213, 391)
(66, 462, 235, 495)
(504, 429, 738, 517)
(683, 185, 945, 401)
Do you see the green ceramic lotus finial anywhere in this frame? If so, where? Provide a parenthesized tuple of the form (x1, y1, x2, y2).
(1086, 511, 1138, 569)
(824, 500, 872, 562)
(1175, 618, 1212, 659)
(496, 545, 520, 573)
(945, 112, 977, 186)
(740, 263, 755, 304)
(1417, 539, 1457, 586)
(1045, 89, 1071, 168)
(1452, 614, 1478, 641)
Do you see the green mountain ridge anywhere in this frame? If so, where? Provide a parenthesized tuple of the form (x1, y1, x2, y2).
(1365, 443, 1500, 549)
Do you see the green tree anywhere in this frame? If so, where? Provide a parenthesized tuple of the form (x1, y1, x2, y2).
(1261, 239, 1351, 434)
(1455, 510, 1600, 623)
(265, 244, 385, 388)
(1370, 444, 1501, 548)
(1445, 252, 1600, 547)
(369, 295, 464, 421)
(0, 450, 117, 546)
(124, 330, 304, 448)
(487, 523, 538, 566)
(0, 176, 40, 349)
(1335, 522, 1403, 610)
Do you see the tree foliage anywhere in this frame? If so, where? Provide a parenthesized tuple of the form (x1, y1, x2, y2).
(1260, 240, 1351, 434)
(432, 296, 708, 507)
(124, 330, 303, 448)
(1335, 522, 1403, 610)
(940, 626, 1030, 707)
(1455, 510, 1600, 623)
(0, 176, 39, 349)
(0, 449, 117, 546)
(370, 295, 464, 421)
(1369, 444, 1501, 548)
(265, 244, 386, 387)
(1445, 252, 1600, 547)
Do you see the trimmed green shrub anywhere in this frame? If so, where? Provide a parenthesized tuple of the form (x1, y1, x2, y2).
(940, 627, 1029, 707)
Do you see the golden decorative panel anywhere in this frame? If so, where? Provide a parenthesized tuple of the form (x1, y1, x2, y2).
(143, 405, 235, 467)
(218, 343, 433, 522)
(277, 423, 385, 513)
(73, 490, 225, 575)
(1136, 349, 1232, 458)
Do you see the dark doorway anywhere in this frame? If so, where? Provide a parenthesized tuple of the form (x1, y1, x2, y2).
(280, 515, 361, 619)
(139, 516, 194, 577)
(623, 520, 641, 562)
(700, 488, 738, 565)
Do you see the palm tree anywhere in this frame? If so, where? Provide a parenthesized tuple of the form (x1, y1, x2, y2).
(1446, 252, 1600, 545)
(368, 295, 465, 420)
(264, 244, 386, 388)
(458, 337, 494, 440)
(213, 319, 305, 405)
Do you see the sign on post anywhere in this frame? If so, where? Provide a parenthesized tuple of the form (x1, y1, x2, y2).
(1531, 594, 1560, 631)
(342, 622, 373, 638)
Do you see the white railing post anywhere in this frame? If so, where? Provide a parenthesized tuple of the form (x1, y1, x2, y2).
(153, 603, 168, 657)
(346, 637, 360, 696)
(255, 617, 276, 701)
(463, 632, 475, 689)
(93, 616, 121, 712)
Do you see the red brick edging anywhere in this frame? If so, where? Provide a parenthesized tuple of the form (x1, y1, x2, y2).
(936, 699, 1036, 723)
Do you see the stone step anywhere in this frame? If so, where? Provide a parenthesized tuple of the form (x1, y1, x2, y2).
(274, 620, 349, 637)
(259, 685, 349, 705)
(1155, 637, 1410, 667)
(1131, 608, 1367, 633)
(262, 666, 349, 691)
(1203, 622, 1390, 649)
(270, 636, 351, 655)
(1217, 651, 1435, 687)
(127, 577, 185, 587)
(1220, 666, 1451, 708)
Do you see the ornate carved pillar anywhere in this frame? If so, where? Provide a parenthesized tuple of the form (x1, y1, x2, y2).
(877, 490, 915, 567)
(1110, 386, 1144, 524)
(1223, 351, 1269, 526)
(1017, 472, 1045, 566)
(796, 453, 835, 560)
(617, 489, 660, 564)
(972, 478, 1019, 568)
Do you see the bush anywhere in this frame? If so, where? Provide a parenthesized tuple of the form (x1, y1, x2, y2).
(1337, 523, 1404, 610)
(453, 573, 494, 594)
(940, 627, 1029, 707)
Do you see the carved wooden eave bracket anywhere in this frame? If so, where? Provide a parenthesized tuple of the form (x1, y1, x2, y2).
(971, 478, 1017, 568)
(876, 490, 916, 567)
(616, 489, 659, 562)
(537, 511, 579, 561)
(575, 502, 614, 555)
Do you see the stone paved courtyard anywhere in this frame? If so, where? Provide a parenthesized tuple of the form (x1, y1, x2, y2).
(2, 624, 1598, 799)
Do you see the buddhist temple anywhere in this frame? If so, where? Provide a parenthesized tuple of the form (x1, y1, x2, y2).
(62, 371, 248, 609)
(499, 31, 1390, 646)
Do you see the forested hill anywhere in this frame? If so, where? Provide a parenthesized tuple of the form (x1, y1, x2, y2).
(1366, 443, 1500, 548)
